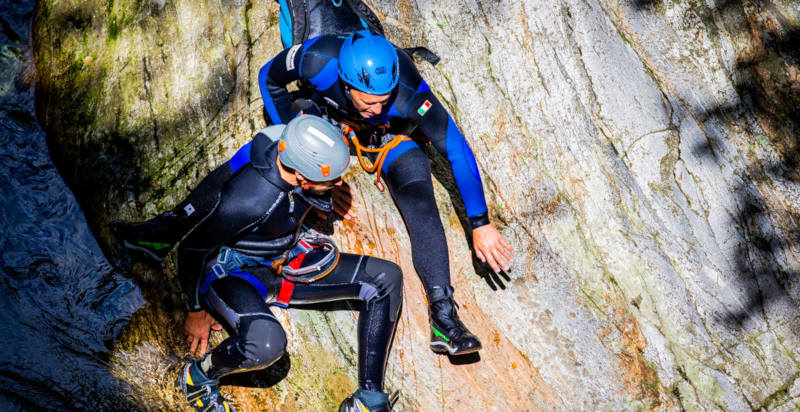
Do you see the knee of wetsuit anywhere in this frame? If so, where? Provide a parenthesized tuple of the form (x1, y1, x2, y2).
(239, 316, 287, 368)
(367, 262, 403, 321)
(375, 263, 403, 300)
(384, 149, 433, 192)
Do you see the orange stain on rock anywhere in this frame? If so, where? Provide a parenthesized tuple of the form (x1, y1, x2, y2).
(601, 305, 676, 410)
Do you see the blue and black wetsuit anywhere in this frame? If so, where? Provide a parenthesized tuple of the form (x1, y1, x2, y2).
(258, 34, 489, 295)
(175, 132, 402, 392)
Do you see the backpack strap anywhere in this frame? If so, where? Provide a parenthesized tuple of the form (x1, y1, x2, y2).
(342, 0, 384, 36)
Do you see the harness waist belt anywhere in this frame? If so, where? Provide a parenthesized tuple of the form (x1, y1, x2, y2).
(199, 242, 313, 306)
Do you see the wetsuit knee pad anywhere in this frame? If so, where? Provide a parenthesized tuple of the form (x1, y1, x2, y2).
(238, 315, 287, 368)
(363, 259, 403, 321)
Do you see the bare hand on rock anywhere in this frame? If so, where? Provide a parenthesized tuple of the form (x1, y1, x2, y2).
(185, 310, 218, 357)
(472, 224, 513, 274)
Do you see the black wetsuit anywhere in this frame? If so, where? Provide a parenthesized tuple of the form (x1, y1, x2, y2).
(258, 35, 490, 297)
(177, 133, 402, 392)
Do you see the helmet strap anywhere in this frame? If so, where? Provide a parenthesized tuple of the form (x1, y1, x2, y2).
(290, 168, 312, 189)
(343, 86, 361, 116)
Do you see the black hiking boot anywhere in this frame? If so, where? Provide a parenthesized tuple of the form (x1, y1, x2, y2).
(178, 359, 236, 412)
(109, 211, 183, 262)
(339, 389, 390, 412)
(428, 286, 482, 355)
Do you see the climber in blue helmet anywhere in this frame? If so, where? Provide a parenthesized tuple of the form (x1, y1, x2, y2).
(258, 29, 515, 359)
(337, 30, 399, 95)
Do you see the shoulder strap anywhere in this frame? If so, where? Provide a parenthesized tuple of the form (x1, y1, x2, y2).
(283, 0, 309, 47)
(403, 46, 440, 66)
(342, 0, 384, 35)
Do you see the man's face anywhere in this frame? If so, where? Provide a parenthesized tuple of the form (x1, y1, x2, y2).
(303, 176, 344, 193)
(348, 88, 391, 118)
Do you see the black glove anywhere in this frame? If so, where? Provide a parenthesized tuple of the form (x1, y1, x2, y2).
(290, 98, 324, 118)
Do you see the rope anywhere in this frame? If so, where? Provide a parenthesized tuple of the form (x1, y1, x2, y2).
(343, 124, 411, 191)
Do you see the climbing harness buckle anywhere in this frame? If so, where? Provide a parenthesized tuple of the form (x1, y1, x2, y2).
(280, 234, 339, 283)
(217, 247, 232, 264)
(211, 264, 227, 279)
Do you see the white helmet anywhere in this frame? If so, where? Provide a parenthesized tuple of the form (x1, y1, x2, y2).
(278, 115, 350, 181)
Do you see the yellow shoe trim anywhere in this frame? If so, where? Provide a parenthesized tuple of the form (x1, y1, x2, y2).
(186, 366, 194, 386)
(361, 403, 370, 412)
(224, 401, 231, 412)
(196, 399, 204, 407)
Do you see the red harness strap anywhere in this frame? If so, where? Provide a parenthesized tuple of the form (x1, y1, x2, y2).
(276, 278, 296, 308)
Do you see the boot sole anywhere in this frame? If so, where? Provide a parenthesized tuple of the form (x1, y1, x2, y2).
(430, 341, 481, 355)
(178, 363, 191, 397)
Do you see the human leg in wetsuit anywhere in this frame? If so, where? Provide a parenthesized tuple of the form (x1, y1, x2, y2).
(181, 253, 402, 411)
(380, 142, 481, 355)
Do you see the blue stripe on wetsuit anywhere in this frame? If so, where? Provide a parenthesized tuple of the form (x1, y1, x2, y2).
(414, 81, 431, 95)
(381, 79, 487, 219)
(307, 58, 339, 91)
(445, 117, 487, 218)
(382, 80, 423, 168)
(386, 104, 402, 118)
(381, 140, 419, 174)
(227, 140, 253, 172)
(301, 36, 322, 55)
(298, 37, 324, 79)
(379, 118, 487, 219)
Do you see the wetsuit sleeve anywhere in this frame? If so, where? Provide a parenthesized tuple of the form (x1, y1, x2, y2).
(170, 138, 254, 223)
(408, 89, 490, 229)
(258, 44, 304, 125)
(177, 170, 276, 310)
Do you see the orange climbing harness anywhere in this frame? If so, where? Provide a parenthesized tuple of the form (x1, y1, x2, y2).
(342, 124, 412, 192)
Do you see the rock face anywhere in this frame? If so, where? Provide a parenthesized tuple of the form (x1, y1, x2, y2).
(33, 0, 799, 410)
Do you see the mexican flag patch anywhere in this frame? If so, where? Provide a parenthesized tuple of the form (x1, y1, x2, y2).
(417, 100, 432, 116)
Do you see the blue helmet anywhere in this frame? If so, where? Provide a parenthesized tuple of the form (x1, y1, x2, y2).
(338, 30, 399, 95)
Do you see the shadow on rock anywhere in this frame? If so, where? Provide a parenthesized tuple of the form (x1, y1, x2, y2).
(422, 143, 516, 292)
(221, 353, 292, 388)
(479, 266, 512, 291)
(445, 352, 481, 365)
(681, 1, 800, 327)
